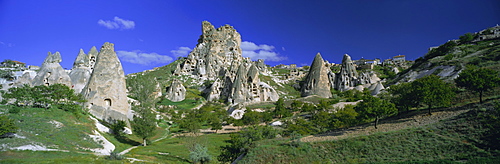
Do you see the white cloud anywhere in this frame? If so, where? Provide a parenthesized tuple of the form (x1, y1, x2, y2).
(98, 17, 135, 30)
(241, 41, 286, 61)
(170, 47, 192, 57)
(116, 50, 173, 65)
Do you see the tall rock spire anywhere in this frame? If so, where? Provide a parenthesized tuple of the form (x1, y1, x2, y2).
(69, 49, 92, 94)
(335, 54, 359, 91)
(32, 52, 72, 87)
(82, 42, 130, 122)
(301, 53, 333, 98)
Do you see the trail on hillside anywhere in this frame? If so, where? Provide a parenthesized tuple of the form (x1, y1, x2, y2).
(301, 106, 471, 143)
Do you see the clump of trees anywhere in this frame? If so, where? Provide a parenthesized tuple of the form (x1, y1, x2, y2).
(218, 125, 279, 163)
(3, 84, 86, 114)
(355, 96, 397, 129)
(389, 75, 455, 115)
(455, 65, 500, 103)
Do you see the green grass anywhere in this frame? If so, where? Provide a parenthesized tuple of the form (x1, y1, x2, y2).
(158, 98, 203, 110)
(0, 151, 120, 164)
(239, 102, 500, 163)
(127, 133, 231, 163)
(0, 106, 101, 152)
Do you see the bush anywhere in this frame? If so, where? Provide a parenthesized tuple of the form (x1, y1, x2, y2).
(189, 143, 212, 164)
(459, 33, 476, 43)
(8, 106, 20, 114)
(0, 115, 18, 136)
(106, 151, 124, 160)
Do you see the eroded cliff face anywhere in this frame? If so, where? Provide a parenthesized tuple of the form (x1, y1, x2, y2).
(32, 52, 72, 87)
(173, 21, 278, 104)
(81, 42, 131, 122)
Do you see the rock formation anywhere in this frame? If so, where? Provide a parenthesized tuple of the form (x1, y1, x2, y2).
(301, 53, 333, 98)
(32, 52, 72, 87)
(176, 21, 243, 80)
(165, 79, 186, 102)
(174, 21, 279, 104)
(335, 54, 359, 91)
(81, 42, 131, 122)
(68, 49, 93, 94)
(13, 72, 34, 87)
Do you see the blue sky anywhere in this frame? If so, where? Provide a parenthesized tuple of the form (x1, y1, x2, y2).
(1, 0, 499, 74)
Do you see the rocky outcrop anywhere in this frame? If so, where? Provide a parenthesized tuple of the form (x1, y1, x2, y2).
(335, 54, 359, 91)
(68, 49, 93, 94)
(81, 42, 131, 122)
(175, 21, 278, 104)
(165, 79, 186, 102)
(32, 52, 72, 87)
(301, 53, 333, 98)
(176, 21, 244, 81)
(13, 72, 33, 87)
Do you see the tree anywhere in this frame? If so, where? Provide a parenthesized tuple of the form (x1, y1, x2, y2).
(132, 106, 156, 146)
(459, 33, 475, 43)
(218, 125, 278, 163)
(242, 110, 261, 125)
(455, 65, 500, 103)
(178, 110, 202, 134)
(273, 98, 288, 118)
(189, 143, 212, 164)
(355, 96, 397, 129)
(0, 115, 18, 137)
(413, 75, 455, 115)
(290, 100, 303, 112)
(208, 116, 222, 133)
(387, 82, 419, 112)
(332, 105, 359, 128)
(311, 111, 333, 132)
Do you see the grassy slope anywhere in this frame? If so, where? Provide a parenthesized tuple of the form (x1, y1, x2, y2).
(0, 106, 101, 152)
(126, 133, 230, 163)
(239, 101, 500, 164)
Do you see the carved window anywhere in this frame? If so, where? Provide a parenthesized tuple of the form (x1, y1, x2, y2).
(104, 99, 112, 107)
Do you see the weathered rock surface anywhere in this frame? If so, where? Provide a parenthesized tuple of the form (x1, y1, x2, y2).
(165, 79, 186, 102)
(176, 21, 243, 80)
(68, 49, 93, 93)
(301, 53, 333, 98)
(334, 54, 359, 91)
(174, 21, 278, 104)
(81, 42, 131, 122)
(32, 52, 72, 87)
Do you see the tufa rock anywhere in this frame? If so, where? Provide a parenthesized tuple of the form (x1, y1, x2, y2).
(175, 21, 278, 104)
(301, 53, 333, 98)
(335, 54, 359, 91)
(165, 79, 186, 102)
(176, 21, 244, 81)
(68, 49, 93, 93)
(32, 52, 72, 87)
(81, 42, 131, 122)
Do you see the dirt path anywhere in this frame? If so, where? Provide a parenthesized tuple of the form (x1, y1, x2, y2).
(301, 107, 471, 143)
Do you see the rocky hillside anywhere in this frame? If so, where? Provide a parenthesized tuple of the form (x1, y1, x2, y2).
(390, 26, 500, 84)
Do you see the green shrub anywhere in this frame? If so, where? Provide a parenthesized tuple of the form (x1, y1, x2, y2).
(8, 106, 20, 114)
(0, 115, 18, 136)
(106, 151, 124, 160)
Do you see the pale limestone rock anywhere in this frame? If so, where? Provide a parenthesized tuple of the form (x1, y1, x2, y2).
(69, 49, 92, 93)
(335, 54, 359, 91)
(32, 52, 72, 87)
(165, 79, 186, 102)
(175, 21, 278, 104)
(301, 53, 333, 98)
(82, 42, 130, 122)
